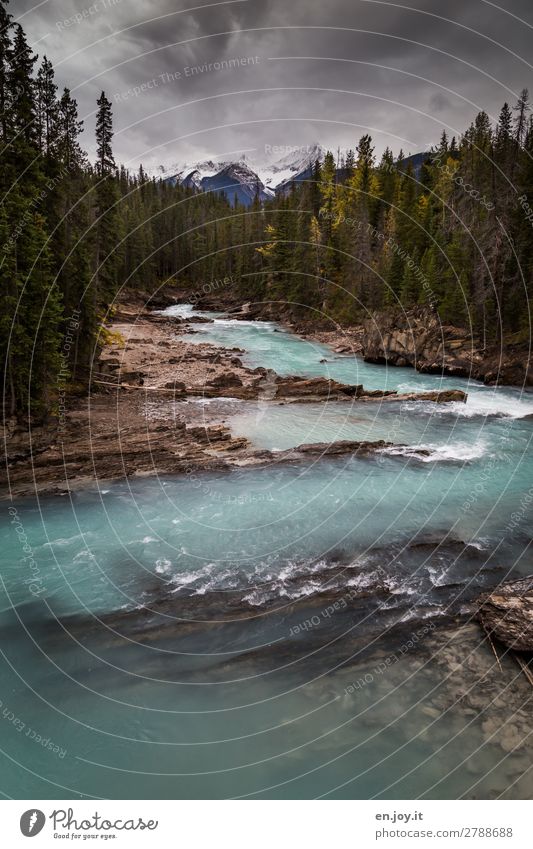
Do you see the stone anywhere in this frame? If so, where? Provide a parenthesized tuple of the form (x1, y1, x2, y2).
(361, 305, 532, 386)
(477, 575, 533, 651)
(499, 725, 525, 753)
(207, 372, 244, 388)
(161, 380, 187, 393)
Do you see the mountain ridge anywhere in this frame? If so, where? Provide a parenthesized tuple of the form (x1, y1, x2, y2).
(144, 145, 430, 205)
(145, 144, 326, 205)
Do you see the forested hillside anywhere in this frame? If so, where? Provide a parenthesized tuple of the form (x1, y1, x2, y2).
(259, 107, 533, 338)
(0, 1, 243, 421)
(1, 0, 532, 422)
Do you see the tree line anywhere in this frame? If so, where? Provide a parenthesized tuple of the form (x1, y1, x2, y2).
(258, 97, 533, 344)
(0, 1, 245, 421)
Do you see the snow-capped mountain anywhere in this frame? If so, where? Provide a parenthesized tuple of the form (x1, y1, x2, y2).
(149, 158, 235, 187)
(256, 143, 325, 191)
(144, 144, 325, 206)
(201, 162, 274, 205)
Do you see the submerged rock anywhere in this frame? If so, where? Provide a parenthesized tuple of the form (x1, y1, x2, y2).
(294, 439, 392, 456)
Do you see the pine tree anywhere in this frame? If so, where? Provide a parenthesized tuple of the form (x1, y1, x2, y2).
(54, 89, 92, 375)
(496, 103, 513, 156)
(9, 24, 37, 151)
(93, 91, 121, 306)
(514, 89, 530, 148)
(400, 249, 421, 305)
(36, 56, 59, 159)
(20, 213, 63, 416)
(96, 91, 115, 176)
(0, 0, 12, 146)
(57, 88, 85, 170)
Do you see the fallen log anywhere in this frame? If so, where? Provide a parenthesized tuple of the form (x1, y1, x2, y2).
(477, 575, 533, 651)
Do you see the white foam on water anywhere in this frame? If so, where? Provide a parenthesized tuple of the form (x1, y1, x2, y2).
(449, 391, 533, 419)
(155, 303, 198, 318)
(381, 440, 489, 463)
(43, 534, 84, 548)
(398, 382, 533, 419)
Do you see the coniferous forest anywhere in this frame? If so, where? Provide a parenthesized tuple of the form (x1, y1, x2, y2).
(1, 0, 533, 422)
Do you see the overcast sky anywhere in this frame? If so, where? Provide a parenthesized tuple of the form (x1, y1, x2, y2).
(13, 0, 533, 170)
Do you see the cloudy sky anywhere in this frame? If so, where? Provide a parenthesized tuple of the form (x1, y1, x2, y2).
(14, 0, 533, 171)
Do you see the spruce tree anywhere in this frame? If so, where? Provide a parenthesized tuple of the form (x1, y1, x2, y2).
(93, 90, 121, 306)
(9, 24, 37, 151)
(36, 56, 59, 160)
(0, 0, 12, 146)
(96, 91, 115, 176)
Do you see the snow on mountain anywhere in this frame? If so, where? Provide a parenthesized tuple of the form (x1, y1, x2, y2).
(146, 158, 235, 186)
(255, 143, 325, 189)
(144, 144, 325, 205)
(201, 162, 274, 205)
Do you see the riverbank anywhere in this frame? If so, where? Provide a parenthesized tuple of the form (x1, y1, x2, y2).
(190, 292, 532, 387)
(2, 296, 533, 801)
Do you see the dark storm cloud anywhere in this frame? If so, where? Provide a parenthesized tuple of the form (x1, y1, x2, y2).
(13, 0, 533, 170)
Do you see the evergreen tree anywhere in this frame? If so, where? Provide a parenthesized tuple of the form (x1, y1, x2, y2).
(0, 0, 12, 146)
(9, 24, 37, 152)
(36, 56, 58, 159)
(93, 91, 121, 306)
(96, 91, 115, 176)
(57, 88, 85, 170)
(514, 89, 530, 148)
(400, 249, 421, 305)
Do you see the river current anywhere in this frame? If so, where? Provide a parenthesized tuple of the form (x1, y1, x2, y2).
(1, 306, 532, 799)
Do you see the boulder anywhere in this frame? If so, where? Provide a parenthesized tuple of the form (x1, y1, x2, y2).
(295, 439, 391, 456)
(477, 576, 533, 651)
(274, 376, 363, 399)
(207, 372, 244, 389)
(361, 306, 532, 386)
(161, 380, 187, 394)
(362, 307, 482, 375)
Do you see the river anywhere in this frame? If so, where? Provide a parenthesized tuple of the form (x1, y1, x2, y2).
(1, 306, 532, 799)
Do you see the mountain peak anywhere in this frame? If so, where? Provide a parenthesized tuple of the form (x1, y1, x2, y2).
(145, 143, 327, 204)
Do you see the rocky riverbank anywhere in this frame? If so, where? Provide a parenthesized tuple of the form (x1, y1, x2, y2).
(360, 306, 533, 387)
(294, 311, 530, 387)
(1, 299, 467, 499)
